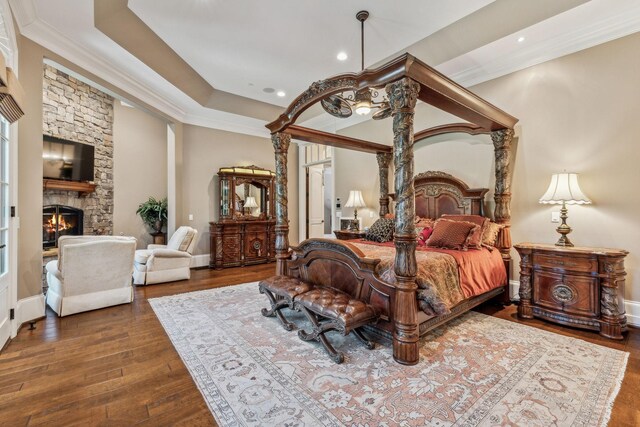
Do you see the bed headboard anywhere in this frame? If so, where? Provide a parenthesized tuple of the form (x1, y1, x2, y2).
(412, 171, 489, 219)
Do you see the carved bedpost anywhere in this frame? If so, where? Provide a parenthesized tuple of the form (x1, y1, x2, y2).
(376, 152, 392, 217)
(386, 77, 420, 366)
(492, 129, 514, 257)
(515, 248, 533, 318)
(272, 132, 291, 276)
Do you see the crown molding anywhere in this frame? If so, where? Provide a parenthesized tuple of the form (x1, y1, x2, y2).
(16, 18, 188, 122)
(10, 0, 283, 138)
(184, 112, 269, 139)
(7, 0, 37, 27)
(444, 5, 640, 88)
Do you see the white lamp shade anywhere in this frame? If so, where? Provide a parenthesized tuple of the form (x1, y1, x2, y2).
(345, 190, 366, 208)
(244, 196, 258, 208)
(539, 173, 592, 205)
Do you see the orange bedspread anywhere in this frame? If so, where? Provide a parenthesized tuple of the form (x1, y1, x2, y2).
(425, 247, 507, 299)
(352, 240, 506, 314)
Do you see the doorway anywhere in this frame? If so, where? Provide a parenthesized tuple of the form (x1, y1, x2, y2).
(306, 163, 333, 239)
(0, 118, 11, 349)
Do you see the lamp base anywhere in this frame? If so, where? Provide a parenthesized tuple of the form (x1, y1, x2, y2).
(555, 234, 574, 247)
(554, 202, 574, 247)
(349, 209, 360, 231)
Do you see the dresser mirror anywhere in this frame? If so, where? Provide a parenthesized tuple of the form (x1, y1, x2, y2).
(218, 165, 275, 221)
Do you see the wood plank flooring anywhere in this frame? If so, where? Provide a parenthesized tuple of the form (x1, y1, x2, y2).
(1, 264, 638, 426)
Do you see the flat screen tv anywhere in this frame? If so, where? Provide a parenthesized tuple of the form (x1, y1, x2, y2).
(43, 135, 95, 182)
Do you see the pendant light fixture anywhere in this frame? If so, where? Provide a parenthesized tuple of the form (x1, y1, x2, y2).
(321, 11, 391, 120)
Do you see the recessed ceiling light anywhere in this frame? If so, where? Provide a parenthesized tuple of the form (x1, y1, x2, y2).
(263, 87, 275, 93)
(337, 52, 348, 61)
(517, 36, 525, 43)
(276, 91, 286, 97)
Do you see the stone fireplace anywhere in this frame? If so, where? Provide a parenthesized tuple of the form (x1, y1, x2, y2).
(42, 205, 84, 249)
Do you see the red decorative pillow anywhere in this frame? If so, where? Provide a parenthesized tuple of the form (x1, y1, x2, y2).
(416, 227, 433, 247)
(426, 219, 479, 250)
(384, 213, 395, 219)
(441, 214, 488, 249)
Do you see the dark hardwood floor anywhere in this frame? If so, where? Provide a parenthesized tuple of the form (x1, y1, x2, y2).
(0, 264, 638, 426)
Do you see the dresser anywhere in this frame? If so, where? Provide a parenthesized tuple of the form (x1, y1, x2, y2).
(209, 165, 276, 269)
(515, 243, 628, 339)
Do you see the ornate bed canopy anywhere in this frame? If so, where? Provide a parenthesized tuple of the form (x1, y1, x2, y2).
(266, 52, 518, 365)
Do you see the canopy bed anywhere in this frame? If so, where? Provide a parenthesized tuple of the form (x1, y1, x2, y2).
(265, 53, 518, 365)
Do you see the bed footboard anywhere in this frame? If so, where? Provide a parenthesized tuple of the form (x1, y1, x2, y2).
(286, 239, 397, 331)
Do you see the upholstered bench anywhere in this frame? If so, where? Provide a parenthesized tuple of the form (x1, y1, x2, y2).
(258, 275, 314, 331)
(294, 287, 378, 364)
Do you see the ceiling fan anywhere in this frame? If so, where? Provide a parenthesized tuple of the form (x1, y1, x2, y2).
(321, 10, 392, 120)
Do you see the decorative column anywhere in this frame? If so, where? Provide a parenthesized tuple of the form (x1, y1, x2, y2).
(376, 152, 392, 217)
(491, 128, 515, 259)
(386, 77, 420, 365)
(515, 248, 533, 318)
(272, 132, 291, 276)
(600, 254, 627, 339)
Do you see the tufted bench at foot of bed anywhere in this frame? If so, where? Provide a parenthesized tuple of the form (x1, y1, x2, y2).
(258, 275, 313, 331)
(258, 276, 379, 363)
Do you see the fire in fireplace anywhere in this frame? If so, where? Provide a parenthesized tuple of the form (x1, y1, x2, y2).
(43, 205, 83, 249)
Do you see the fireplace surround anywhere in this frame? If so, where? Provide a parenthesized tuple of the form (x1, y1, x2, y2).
(43, 205, 83, 249)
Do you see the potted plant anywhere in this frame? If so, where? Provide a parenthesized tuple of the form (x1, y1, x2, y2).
(136, 197, 168, 233)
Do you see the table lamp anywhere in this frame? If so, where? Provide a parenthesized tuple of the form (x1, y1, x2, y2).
(244, 196, 258, 215)
(345, 190, 366, 231)
(539, 172, 591, 247)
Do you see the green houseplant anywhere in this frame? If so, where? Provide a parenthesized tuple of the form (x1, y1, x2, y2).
(136, 197, 168, 233)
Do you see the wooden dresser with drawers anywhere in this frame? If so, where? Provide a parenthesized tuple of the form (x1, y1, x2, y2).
(514, 243, 628, 339)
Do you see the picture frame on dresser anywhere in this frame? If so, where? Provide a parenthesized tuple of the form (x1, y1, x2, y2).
(339, 217, 362, 231)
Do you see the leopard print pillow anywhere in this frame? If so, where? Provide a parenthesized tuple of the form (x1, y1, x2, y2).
(365, 218, 395, 243)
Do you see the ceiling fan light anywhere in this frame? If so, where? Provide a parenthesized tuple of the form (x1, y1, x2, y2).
(354, 103, 371, 115)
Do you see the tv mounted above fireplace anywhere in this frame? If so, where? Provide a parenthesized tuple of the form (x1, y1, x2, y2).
(43, 135, 95, 182)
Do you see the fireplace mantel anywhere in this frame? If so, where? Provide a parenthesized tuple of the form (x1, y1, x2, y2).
(43, 179, 96, 196)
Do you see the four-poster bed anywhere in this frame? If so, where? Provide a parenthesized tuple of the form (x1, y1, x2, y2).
(265, 53, 518, 365)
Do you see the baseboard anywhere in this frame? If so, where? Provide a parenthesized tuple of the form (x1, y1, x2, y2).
(191, 254, 209, 268)
(509, 280, 520, 301)
(14, 294, 46, 333)
(625, 300, 640, 328)
(509, 280, 640, 327)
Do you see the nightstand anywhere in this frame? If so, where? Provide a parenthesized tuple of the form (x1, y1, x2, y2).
(515, 243, 628, 339)
(333, 230, 366, 240)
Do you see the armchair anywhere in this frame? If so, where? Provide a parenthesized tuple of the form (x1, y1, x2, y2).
(133, 226, 198, 285)
(46, 235, 137, 317)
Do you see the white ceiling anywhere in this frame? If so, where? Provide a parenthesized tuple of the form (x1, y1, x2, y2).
(8, 0, 640, 137)
(127, 0, 494, 107)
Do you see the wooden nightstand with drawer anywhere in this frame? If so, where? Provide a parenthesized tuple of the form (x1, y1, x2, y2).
(514, 243, 628, 339)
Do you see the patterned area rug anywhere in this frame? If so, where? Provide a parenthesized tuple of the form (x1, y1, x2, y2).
(149, 282, 628, 427)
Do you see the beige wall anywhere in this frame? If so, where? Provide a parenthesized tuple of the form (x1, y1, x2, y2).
(181, 124, 299, 256)
(333, 148, 380, 229)
(17, 36, 44, 299)
(472, 32, 640, 302)
(336, 32, 640, 301)
(113, 100, 168, 248)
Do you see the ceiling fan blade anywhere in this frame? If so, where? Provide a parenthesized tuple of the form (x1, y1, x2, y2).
(321, 95, 352, 118)
(372, 106, 392, 120)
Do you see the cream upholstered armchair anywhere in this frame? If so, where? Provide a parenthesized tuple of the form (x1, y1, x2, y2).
(133, 226, 198, 285)
(46, 235, 137, 317)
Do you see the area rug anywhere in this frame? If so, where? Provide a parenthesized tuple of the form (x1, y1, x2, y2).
(149, 282, 628, 427)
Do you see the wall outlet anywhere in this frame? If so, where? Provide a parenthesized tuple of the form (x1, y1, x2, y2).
(551, 211, 560, 223)
(188, 214, 194, 221)
(369, 211, 374, 218)
(336, 211, 342, 218)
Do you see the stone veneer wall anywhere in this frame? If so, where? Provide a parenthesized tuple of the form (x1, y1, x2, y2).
(42, 64, 114, 235)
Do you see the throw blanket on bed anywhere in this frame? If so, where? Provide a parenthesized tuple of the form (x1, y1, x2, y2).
(352, 241, 507, 316)
(352, 242, 464, 316)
